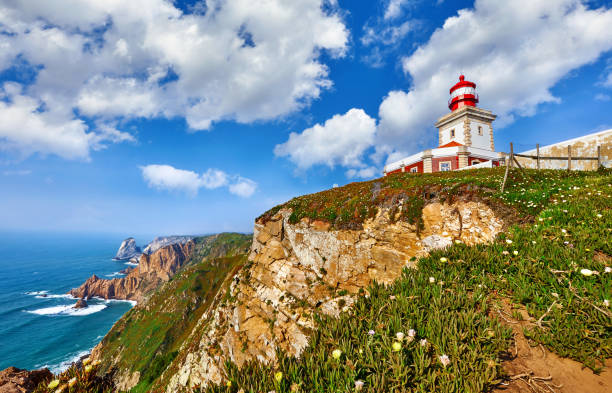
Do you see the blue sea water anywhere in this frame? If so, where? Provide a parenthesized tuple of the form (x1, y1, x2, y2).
(0, 231, 144, 372)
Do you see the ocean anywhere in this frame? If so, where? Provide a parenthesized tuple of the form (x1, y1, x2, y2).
(0, 231, 142, 373)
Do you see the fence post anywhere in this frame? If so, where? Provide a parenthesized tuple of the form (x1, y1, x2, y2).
(597, 145, 601, 169)
(536, 143, 540, 170)
(500, 142, 512, 192)
(567, 146, 571, 171)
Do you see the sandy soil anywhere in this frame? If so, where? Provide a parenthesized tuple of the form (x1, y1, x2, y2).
(492, 300, 611, 393)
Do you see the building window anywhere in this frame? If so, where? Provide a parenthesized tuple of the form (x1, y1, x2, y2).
(471, 159, 481, 165)
(450, 129, 455, 138)
(439, 161, 451, 171)
(478, 126, 483, 135)
(410, 167, 418, 173)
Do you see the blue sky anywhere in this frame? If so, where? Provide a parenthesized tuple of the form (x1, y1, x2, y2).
(1, 0, 611, 237)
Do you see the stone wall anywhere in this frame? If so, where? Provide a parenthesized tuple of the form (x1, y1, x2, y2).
(515, 129, 611, 171)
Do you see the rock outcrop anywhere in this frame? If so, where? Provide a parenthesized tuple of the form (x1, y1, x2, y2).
(165, 200, 506, 391)
(73, 298, 88, 309)
(113, 237, 141, 261)
(70, 241, 195, 302)
(0, 367, 52, 393)
(142, 236, 193, 255)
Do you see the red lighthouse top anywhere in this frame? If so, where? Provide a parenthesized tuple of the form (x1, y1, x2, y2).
(448, 75, 478, 111)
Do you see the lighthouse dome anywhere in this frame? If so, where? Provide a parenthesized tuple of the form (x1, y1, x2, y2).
(448, 75, 479, 111)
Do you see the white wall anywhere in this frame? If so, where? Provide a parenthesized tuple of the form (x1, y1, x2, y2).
(439, 118, 465, 146)
(470, 121, 492, 150)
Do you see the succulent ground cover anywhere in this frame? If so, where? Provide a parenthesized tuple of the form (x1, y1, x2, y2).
(204, 168, 611, 393)
(32, 358, 113, 393)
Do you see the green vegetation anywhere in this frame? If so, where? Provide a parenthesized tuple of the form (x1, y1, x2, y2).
(98, 233, 251, 393)
(204, 168, 611, 393)
(33, 361, 113, 393)
(258, 168, 539, 230)
(108, 253, 247, 393)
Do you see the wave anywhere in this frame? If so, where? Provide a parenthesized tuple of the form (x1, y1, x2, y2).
(26, 304, 107, 316)
(25, 290, 75, 299)
(41, 350, 91, 374)
(25, 290, 47, 296)
(124, 261, 139, 266)
(91, 296, 137, 307)
(105, 271, 125, 277)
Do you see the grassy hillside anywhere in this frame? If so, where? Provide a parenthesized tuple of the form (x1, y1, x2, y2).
(204, 168, 611, 393)
(31, 233, 251, 393)
(99, 233, 251, 393)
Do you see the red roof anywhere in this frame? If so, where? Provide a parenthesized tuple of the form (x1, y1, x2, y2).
(449, 75, 476, 94)
(438, 141, 464, 148)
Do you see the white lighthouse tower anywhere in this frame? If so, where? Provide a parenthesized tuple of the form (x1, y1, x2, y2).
(383, 75, 503, 175)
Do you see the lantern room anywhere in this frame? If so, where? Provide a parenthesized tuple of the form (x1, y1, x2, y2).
(448, 75, 479, 111)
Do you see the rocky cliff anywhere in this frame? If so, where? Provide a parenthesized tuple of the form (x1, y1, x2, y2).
(113, 237, 141, 261)
(70, 241, 195, 302)
(163, 193, 508, 391)
(87, 233, 252, 393)
(0, 367, 52, 393)
(143, 236, 193, 255)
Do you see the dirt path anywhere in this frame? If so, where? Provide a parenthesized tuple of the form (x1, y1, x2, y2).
(492, 300, 612, 393)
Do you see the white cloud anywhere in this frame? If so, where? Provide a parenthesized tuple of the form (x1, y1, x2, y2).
(602, 69, 612, 88)
(140, 164, 256, 197)
(595, 93, 611, 101)
(229, 177, 257, 197)
(384, 0, 410, 20)
(0, 83, 133, 160)
(346, 166, 378, 179)
(361, 21, 414, 47)
(378, 0, 612, 154)
(274, 108, 377, 170)
(0, 0, 349, 159)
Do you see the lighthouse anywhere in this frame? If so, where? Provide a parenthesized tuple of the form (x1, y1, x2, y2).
(383, 75, 502, 175)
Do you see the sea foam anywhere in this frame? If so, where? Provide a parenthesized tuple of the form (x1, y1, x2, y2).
(27, 304, 107, 316)
(26, 291, 75, 299)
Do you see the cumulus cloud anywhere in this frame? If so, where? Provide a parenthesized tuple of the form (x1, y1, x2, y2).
(0, 83, 133, 160)
(595, 93, 611, 102)
(140, 164, 256, 197)
(274, 108, 377, 170)
(229, 177, 258, 197)
(0, 0, 349, 159)
(377, 0, 612, 155)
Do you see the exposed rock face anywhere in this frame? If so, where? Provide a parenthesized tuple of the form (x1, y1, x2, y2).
(73, 298, 88, 309)
(142, 236, 193, 255)
(70, 241, 195, 302)
(113, 237, 141, 260)
(165, 201, 505, 391)
(0, 367, 52, 393)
